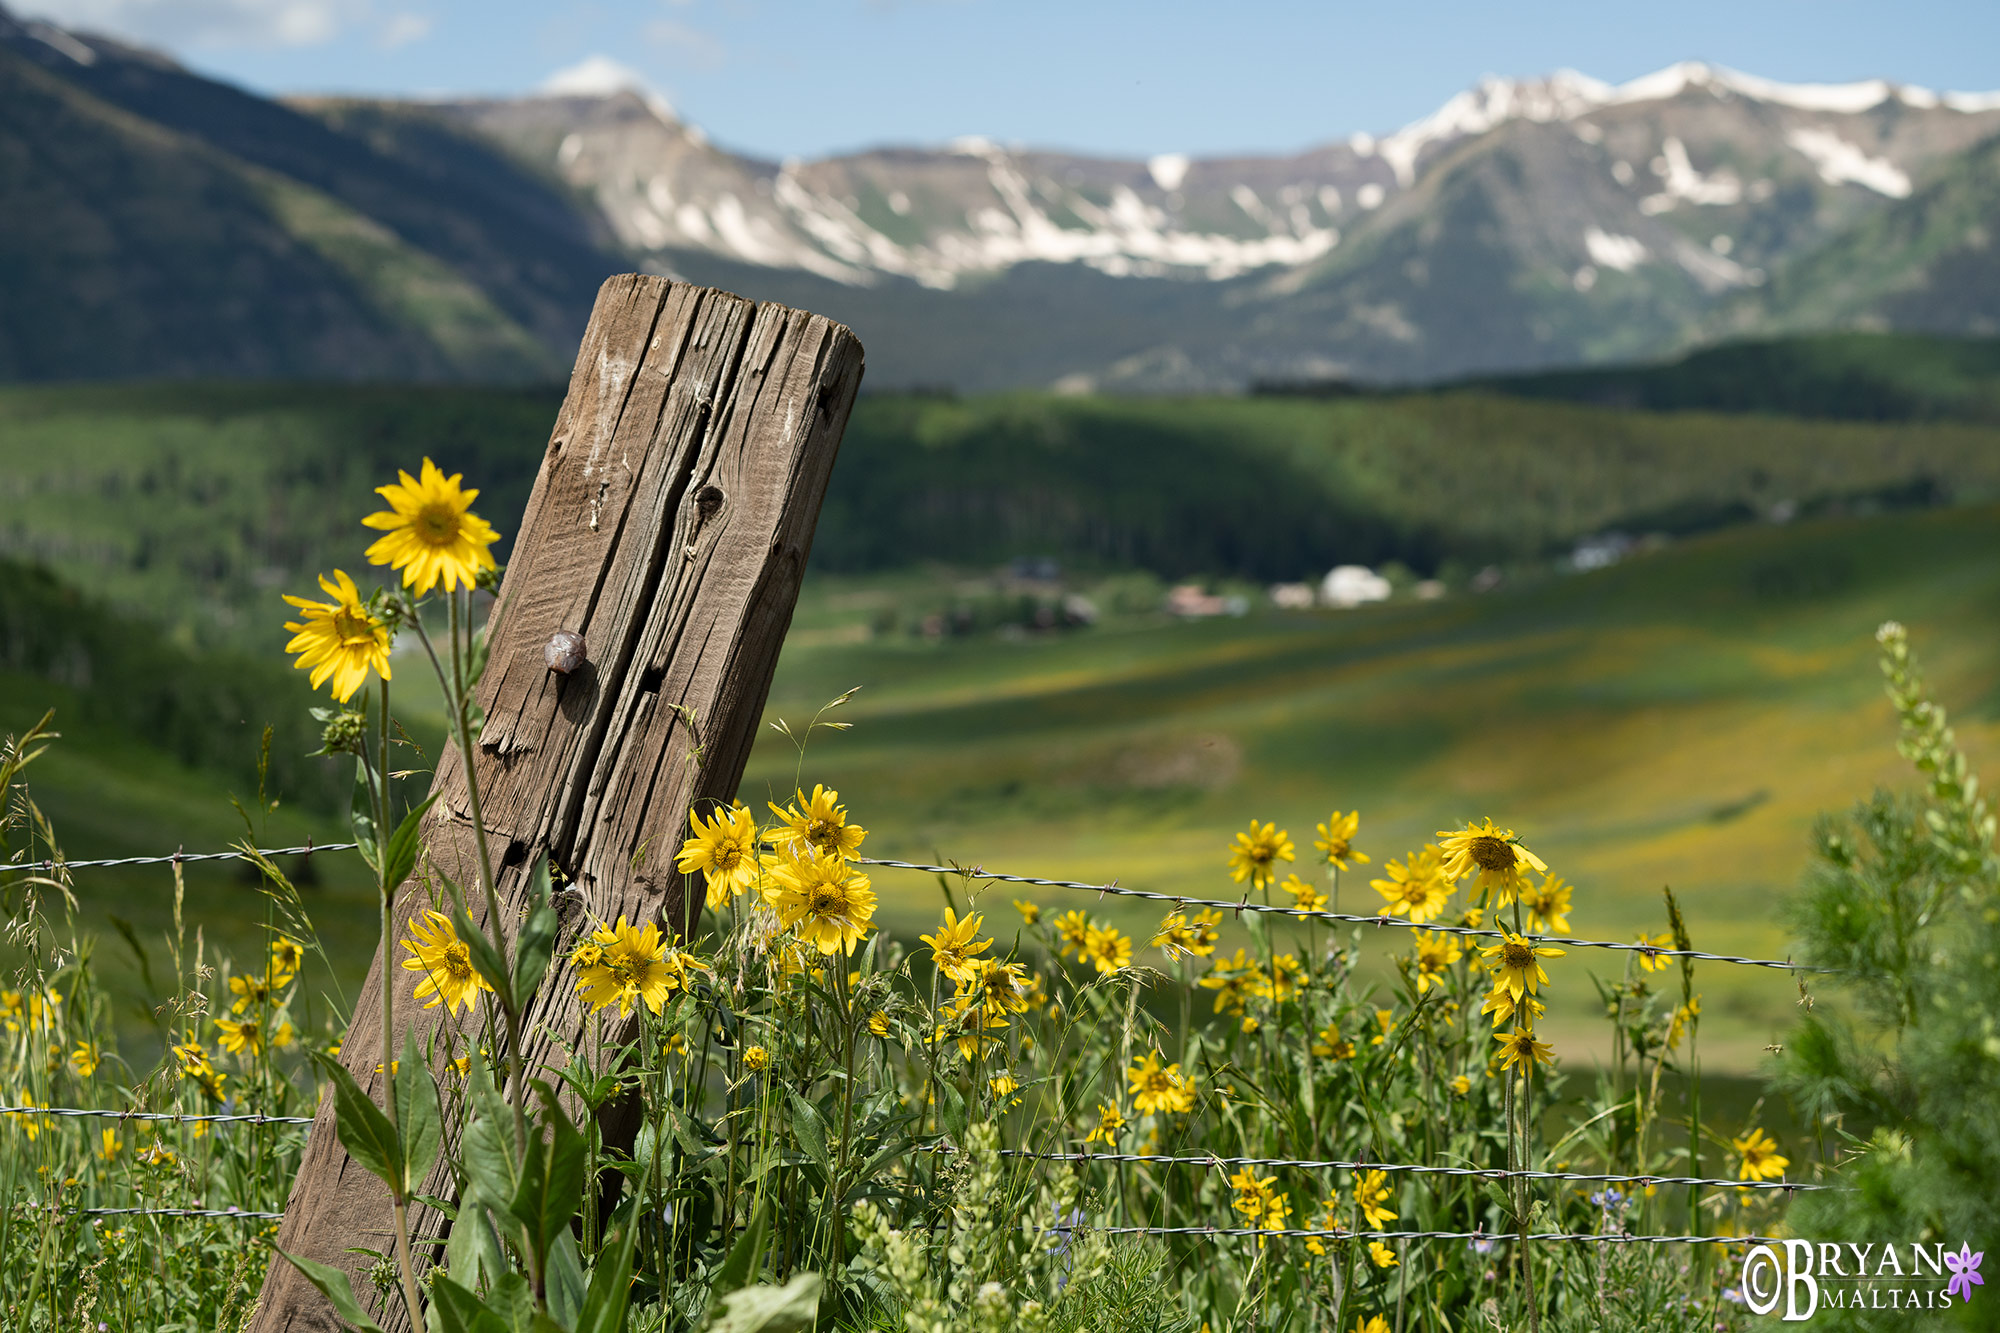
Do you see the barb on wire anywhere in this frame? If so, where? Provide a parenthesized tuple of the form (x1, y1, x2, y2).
(992, 1148, 1824, 1193)
(1049, 1222, 1774, 1246)
(0, 1105, 313, 1126)
(861, 857, 1824, 973)
(3, 843, 359, 874)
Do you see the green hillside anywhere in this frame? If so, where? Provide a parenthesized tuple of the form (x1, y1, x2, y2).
(1453, 331, 2000, 422)
(4, 377, 1999, 655)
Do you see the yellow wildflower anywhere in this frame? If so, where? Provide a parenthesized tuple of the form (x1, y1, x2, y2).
(97, 1126, 121, 1161)
(1411, 931, 1462, 994)
(1370, 846, 1452, 921)
(400, 909, 494, 1016)
(1228, 818, 1296, 889)
(1082, 923, 1133, 974)
(961, 959, 1034, 1015)
(676, 804, 761, 909)
(1084, 1101, 1125, 1145)
(930, 992, 1010, 1062)
(1668, 995, 1702, 1050)
(13, 1093, 48, 1140)
(270, 936, 306, 979)
(70, 1042, 101, 1077)
(767, 850, 877, 956)
(742, 1045, 771, 1072)
(1303, 1197, 1345, 1254)
(137, 1141, 175, 1168)
(1368, 1241, 1399, 1269)
(1351, 1319, 1391, 1333)
(1311, 1025, 1356, 1060)
(921, 906, 992, 984)
(1281, 874, 1328, 913)
(1051, 909, 1092, 960)
(766, 784, 866, 861)
(867, 1010, 891, 1037)
(1523, 874, 1573, 933)
(1251, 953, 1305, 1005)
(215, 1014, 294, 1057)
(1450, 1074, 1472, 1096)
(1478, 985, 1546, 1030)
(1353, 1169, 1397, 1229)
(1494, 1027, 1557, 1074)
(361, 457, 500, 595)
(1479, 930, 1565, 1005)
(1127, 1051, 1196, 1115)
(1013, 897, 1040, 924)
(1200, 949, 1259, 1015)
(1634, 931, 1674, 973)
(282, 570, 391, 703)
(1733, 1127, 1789, 1182)
(988, 1074, 1021, 1105)
(575, 916, 684, 1017)
(1436, 818, 1547, 904)
(1314, 810, 1369, 871)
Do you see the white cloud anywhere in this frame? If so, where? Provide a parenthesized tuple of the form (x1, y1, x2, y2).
(377, 10, 428, 48)
(17, 0, 368, 47)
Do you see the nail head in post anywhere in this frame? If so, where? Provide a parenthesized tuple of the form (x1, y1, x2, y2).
(545, 630, 587, 674)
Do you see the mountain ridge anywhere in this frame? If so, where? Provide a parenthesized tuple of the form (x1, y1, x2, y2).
(4, 3, 1998, 389)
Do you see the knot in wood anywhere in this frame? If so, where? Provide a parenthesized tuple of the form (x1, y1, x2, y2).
(694, 484, 725, 520)
(544, 629, 587, 673)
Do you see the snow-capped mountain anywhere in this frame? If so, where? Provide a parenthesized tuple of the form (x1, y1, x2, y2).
(3, 0, 1997, 389)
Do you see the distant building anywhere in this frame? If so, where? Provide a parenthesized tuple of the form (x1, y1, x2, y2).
(1269, 582, 1316, 609)
(1168, 584, 1247, 618)
(1319, 565, 1391, 608)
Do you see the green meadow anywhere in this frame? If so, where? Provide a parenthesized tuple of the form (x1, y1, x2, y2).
(3, 368, 1997, 1074)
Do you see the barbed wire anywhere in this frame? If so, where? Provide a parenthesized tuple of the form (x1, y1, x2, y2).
(861, 857, 1823, 973)
(83, 1205, 285, 1221)
(1050, 1223, 1772, 1246)
(993, 1148, 1824, 1193)
(0, 1105, 313, 1126)
(3, 844, 359, 874)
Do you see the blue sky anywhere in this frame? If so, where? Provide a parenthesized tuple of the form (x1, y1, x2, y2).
(19, 0, 2000, 160)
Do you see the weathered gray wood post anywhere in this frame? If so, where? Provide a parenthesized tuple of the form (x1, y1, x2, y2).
(248, 276, 863, 1331)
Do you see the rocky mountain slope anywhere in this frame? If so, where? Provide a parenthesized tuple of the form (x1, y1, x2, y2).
(4, 2, 1998, 388)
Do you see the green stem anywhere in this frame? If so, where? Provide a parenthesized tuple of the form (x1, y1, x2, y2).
(373, 678, 425, 1328)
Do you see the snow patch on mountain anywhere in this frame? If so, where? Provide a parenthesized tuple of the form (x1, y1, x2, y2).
(1785, 127, 1914, 197)
(1584, 228, 1647, 272)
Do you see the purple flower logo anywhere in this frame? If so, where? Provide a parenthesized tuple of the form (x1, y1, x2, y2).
(1945, 1243, 1984, 1302)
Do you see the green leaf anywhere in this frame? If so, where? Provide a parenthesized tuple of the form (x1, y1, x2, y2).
(309, 1050, 400, 1193)
(707, 1274, 823, 1333)
(274, 1248, 385, 1333)
(450, 895, 514, 1013)
(935, 1078, 968, 1139)
(442, 1198, 508, 1296)
(485, 1272, 536, 1333)
(706, 1200, 769, 1316)
(351, 757, 382, 876)
(505, 1082, 586, 1269)
(426, 1273, 510, 1333)
(786, 1090, 833, 1177)
(460, 1049, 523, 1209)
(513, 855, 559, 1003)
(383, 792, 440, 894)
(396, 1030, 443, 1189)
(545, 1227, 586, 1326)
(574, 1202, 640, 1333)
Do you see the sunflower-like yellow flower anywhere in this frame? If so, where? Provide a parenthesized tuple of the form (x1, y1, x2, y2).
(172, 1042, 226, 1100)
(1411, 931, 1463, 994)
(921, 906, 991, 983)
(1479, 930, 1565, 1005)
(675, 804, 760, 910)
(1370, 846, 1452, 922)
(1013, 897, 1040, 924)
(215, 1014, 294, 1057)
(228, 970, 282, 1015)
(1082, 923, 1133, 974)
(1048, 909, 1090, 960)
(1494, 1027, 1556, 1074)
(1150, 907, 1223, 959)
(930, 992, 1010, 1062)
(1478, 983, 1546, 1030)
(961, 958, 1035, 1017)
(1084, 1101, 1126, 1145)
(1732, 1126, 1789, 1182)
(1314, 810, 1369, 871)
(988, 1074, 1022, 1105)
(766, 784, 866, 861)
(1250, 953, 1305, 1005)
(767, 850, 877, 956)
(71, 1041, 101, 1077)
(867, 1010, 892, 1037)
(1229, 1167, 1279, 1222)
(361, 458, 500, 596)
(1200, 949, 1259, 1015)
(575, 916, 684, 1017)
(1352, 1169, 1397, 1229)
(1436, 818, 1548, 904)
(1350, 1318, 1391, 1333)
(1368, 1241, 1399, 1269)
(270, 937, 306, 980)
(282, 570, 392, 703)
(1280, 874, 1329, 913)
(1303, 1197, 1346, 1255)
(1311, 1025, 1356, 1060)
(1450, 1074, 1472, 1096)
(1634, 931, 1674, 973)
(1228, 819, 1296, 889)
(400, 910, 495, 1016)
(1523, 874, 1573, 933)
(1126, 1051, 1197, 1115)
(740, 1045, 771, 1072)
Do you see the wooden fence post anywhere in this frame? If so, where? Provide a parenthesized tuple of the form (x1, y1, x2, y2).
(247, 275, 864, 1332)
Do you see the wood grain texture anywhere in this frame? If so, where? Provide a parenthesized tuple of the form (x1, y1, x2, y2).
(247, 275, 863, 1332)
